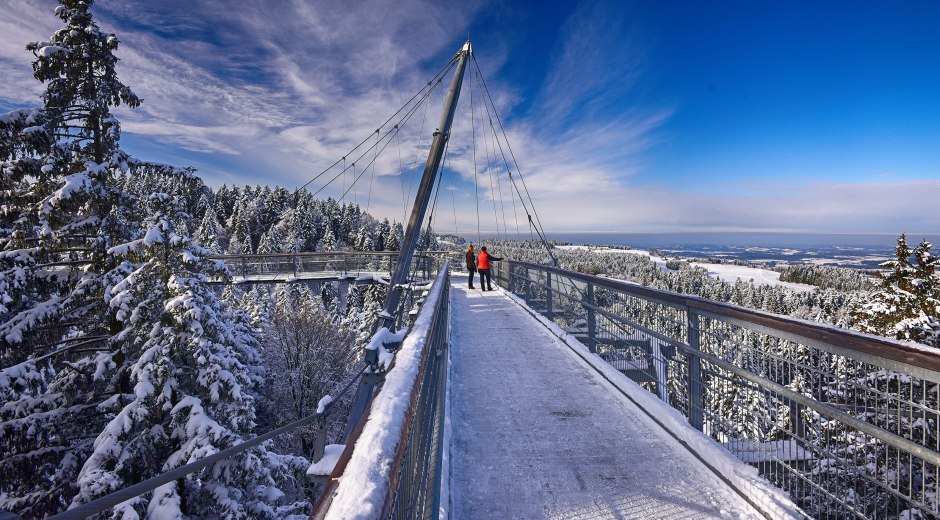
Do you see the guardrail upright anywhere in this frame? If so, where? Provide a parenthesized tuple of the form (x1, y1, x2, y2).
(686, 308, 704, 431)
(585, 281, 597, 354)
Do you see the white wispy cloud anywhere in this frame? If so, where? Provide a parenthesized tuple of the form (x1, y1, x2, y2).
(2, 0, 935, 235)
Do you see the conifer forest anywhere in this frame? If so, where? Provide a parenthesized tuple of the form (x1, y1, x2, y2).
(1, 2, 939, 519)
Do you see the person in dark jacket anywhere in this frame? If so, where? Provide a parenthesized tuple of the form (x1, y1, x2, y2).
(465, 244, 476, 289)
(476, 246, 502, 291)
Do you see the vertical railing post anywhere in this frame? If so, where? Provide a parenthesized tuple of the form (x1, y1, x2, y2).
(545, 272, 553, 319)
(586, 282, 597, 354)
(789, 400, 805, 441)
(687, 308, 704, 431)
(527, 266, 533, 303)
(311, 415, 326, 464)
(508, 262, 516, 294)
(240, 257, 246, 279)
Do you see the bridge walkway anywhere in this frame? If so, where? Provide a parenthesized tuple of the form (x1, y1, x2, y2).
(447, 281, 764, 519)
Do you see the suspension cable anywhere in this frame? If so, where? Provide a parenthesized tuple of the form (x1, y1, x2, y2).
(471, 55, 550, 240)
(469, 65, 482, 244)
(366, 129, 379, 214)
(351, 162, 357, 205)
(405, 85, 432, 223)
(258, 63, 449, 284)
(480, 81, 503, 241)
(471, 56, 557, 266)
(295, 56, 458, 194)
(450, 177, 459, 240)
(397, 129, 406, 222)
(312, 75, 444, 202)
(477, 74, 512, 240)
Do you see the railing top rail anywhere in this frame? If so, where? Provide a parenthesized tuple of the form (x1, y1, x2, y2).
(208, 250, 455, 260)
(506, 259, 940, 375)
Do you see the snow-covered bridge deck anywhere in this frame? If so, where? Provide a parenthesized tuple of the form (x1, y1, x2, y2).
(447, 281, 791, 519)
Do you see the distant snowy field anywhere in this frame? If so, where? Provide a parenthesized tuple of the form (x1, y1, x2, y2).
(555, 245, 815, 292)
(688, 262, 815, 292)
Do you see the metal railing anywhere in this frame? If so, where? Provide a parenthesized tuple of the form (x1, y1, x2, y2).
(208, 251, 455, 283)
(36, 263, 451, 520)
(494, 260, 940, 520)
(387, 263, 450, 519)
(312, 262, 451, 519)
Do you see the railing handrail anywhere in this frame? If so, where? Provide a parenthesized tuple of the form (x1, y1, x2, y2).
(207, 250, 455, 260)
(505, 259, 940, 378)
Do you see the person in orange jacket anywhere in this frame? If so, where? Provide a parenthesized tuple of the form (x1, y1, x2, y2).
(476, 245, 503, 291)
(465, 244, 476, 289)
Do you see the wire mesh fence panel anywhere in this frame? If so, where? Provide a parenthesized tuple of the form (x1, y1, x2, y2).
(387, 270, 450, 519)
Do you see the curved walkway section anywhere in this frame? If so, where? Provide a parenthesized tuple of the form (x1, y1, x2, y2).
(447, 281, 769, 519)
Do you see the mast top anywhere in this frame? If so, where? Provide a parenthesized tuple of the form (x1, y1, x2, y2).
(462, 40, 472, 55)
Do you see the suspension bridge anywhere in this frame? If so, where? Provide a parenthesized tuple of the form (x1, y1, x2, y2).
(9, 41, 940, 519)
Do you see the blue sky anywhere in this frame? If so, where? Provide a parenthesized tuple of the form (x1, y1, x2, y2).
(2, 0, 938, 235)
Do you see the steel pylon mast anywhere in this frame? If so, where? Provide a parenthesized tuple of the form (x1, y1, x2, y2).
(379, 40, 472, 329)
(341, 42, 472, 441)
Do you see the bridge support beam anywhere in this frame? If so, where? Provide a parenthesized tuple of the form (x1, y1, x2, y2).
(342, 42, 470, 443)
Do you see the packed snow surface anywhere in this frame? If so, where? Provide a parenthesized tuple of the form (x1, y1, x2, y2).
(448, 282, 803, 519)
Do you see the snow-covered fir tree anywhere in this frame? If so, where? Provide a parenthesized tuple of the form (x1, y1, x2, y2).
(74, 193, 307, 518)
(320, 224, 337, 252)
(1, 1, 144, 514)
(227, 204, 253, 255)
(194, 206, 223, 253)
(854, 234, 940, 346)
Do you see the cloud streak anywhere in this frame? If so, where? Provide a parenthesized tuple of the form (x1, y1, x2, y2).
(1, 0, 935, 235)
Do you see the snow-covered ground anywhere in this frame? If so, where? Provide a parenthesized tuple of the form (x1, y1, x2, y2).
(557, 245, 817, 291)
(557, 245, 672, 270)
(688, 262, 815, 292)
(447, 281, 801, 519)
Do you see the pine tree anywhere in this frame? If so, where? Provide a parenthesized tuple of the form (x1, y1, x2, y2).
(1, 2, 143, 514)
(355, 224, 374, 252)
(375, 218, 390, 251)
(854, 234, 940, 346)
(280, 208, 303, 254)
(74, 194, 306, 518)
(194, 206, 222, 253)
(214, 184, 234, 223)
(228, 204, 253, 255)
(387, 222, 403, 252)
(321, 225, 337, 252)
(0, 108, 50, 361)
